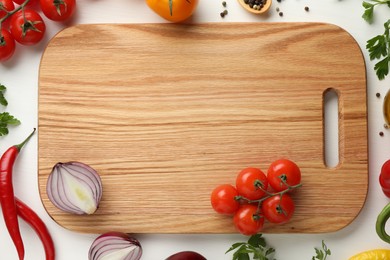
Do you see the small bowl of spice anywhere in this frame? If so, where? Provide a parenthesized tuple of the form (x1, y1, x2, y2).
(238, 0, 272, 14)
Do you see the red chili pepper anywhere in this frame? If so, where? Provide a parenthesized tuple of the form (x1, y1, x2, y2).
(380, 159, 390, 198)
(0, 128, 36, 260)
(15, 197, 55, 260)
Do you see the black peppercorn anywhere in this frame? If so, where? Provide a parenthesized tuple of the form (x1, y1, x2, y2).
(305, 6, 309, 11)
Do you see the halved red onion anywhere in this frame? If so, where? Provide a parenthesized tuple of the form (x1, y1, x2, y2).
(46, 161, 102, 215)
(89, 232, 142, 260)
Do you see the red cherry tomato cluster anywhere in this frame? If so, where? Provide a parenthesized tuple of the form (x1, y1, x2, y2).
(0, 0, 76, 61)
(210, 159, 302, 236)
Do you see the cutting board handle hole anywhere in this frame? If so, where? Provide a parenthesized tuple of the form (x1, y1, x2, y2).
(323, 88, 340, 168)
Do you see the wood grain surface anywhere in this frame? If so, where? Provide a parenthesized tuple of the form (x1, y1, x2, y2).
(38, 22, 367, 234)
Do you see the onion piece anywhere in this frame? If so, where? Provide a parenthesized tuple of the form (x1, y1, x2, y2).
(89, 232, 142, 260)
(165, 251, 207, 260)
(46, 161, 102, 215)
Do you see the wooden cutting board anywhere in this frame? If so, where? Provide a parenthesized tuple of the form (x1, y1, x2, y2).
(38, 23, 367, 234)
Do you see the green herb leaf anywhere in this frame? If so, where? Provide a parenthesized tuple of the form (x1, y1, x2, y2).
(227, 235, 275, 260)
(367, 35, 387, 60)
(248, 234, 264, 248)
(375, 56, 390, 80)
(0, 84, 8, 106)
(0, 112, 21, 136)
(312, 240, 331, 260)
(226, 242, 246, 254)
(362, 3, 374, 23)
(365, 19, 390, 80)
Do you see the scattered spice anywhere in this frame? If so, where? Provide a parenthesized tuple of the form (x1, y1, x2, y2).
(377, 92, 381, 98)
(220, 0, 228, 18)
(380, 131, 385, 136)
(279, 11, 283, 16)
(276, 7, 280, 12)
(385, 124, 389, 129)
(305, 6, 309, 12)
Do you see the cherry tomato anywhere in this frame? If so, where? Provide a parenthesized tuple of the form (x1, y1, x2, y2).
(261, 194, 295, 224)
(233, 204, 264, 236)
(40, 0, 76, 22)
(0, 0, 15, 28)
(10, 9, 45, 45)
(210, 184, 240, 215)
(12, 0, 37, 5)
(146, 0, 199, 23)
(267, 159, 301, 192)
(236, 167, 268, 200)
(0, 29, 15, 61)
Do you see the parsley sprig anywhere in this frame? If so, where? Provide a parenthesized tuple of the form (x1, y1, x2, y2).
(366, 20, 390, 80)
(363, 1, 390, 80)
(362, 0, 390, 24)
(227, 235, 331, 260)
(312, 240, 331, 260)
(0, 84, 21, 136)
(226, 234, 275, 260)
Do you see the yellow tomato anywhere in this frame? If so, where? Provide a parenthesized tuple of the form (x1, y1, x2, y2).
(146, 0, 199, 23)
(349, 249, 390, 260)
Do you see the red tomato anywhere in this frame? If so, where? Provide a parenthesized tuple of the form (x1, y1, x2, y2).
(40, 0, 76, 22)
(262, 194, 295, 224)
(12, 0, 37, 5)
(0, 29, 15, 61)
(10, 9, 45, 45)
(210, 184, 240, 215)
(267, 159, 301, 192)
(0, 0, 15, 28)
(236, 167, 268, 200)
(233, 204, 264, 235)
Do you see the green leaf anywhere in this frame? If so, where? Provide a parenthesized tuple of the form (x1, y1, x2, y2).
(362, 1, 374, 9)
(226, 242, 246, 254)
(0, 112, 21, 136)
(233, 245, 252, 260)
(248, 234, 263, 248)
(367, 35, 387, 60)
(265, 247, 275, 256)
(362, 5, 374, 23)
(237, 253, 250, 260)
(0, 83, 7, 106)
(0, 126, 9, 136)
(375, 56, 390, 80)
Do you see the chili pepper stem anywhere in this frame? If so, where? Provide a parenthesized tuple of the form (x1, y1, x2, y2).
(15, 128, 36, 152)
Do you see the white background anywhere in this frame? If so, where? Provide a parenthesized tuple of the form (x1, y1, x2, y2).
(1, 0, 390, 259)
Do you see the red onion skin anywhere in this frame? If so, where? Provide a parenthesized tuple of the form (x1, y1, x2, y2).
(165, 251, 207, 260)
(89, 231, 142, 260)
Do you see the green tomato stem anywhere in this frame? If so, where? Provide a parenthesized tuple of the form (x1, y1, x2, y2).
(235, 182, 302, 205)
(0, 0, 31, 25)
